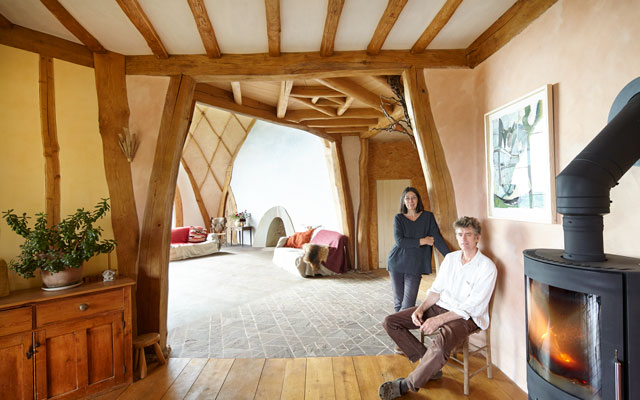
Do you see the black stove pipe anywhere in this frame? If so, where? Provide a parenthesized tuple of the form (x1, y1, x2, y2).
(556, 92, 640, 262)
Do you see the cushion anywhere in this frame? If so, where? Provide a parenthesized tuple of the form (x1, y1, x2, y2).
(171, 227, 191, 244)
(285, 229, 315, 249)
(188, 226, 208, 243)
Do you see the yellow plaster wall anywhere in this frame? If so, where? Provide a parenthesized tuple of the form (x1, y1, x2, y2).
(0, 45, 44, 291)
(54, 59, 116, 279)
(0, 46, 117, 291)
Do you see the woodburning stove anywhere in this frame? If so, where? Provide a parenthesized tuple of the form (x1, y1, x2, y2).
(525, 79, 640, 400)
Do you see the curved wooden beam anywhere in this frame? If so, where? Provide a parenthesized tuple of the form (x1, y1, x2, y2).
(94, 52, 140, 279)
(402, 67, 457, 252)
(137, 75, 195, 342)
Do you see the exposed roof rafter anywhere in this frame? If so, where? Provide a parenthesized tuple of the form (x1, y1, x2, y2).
(40, 0, 106, 53)
(264, 0, 281, 57)
(411, 0, 462, 54)
(187, 0, 221, 58)
(115, 0, 168, 59)
(367, 0, 408, 55)
(320, 0, 345, 57)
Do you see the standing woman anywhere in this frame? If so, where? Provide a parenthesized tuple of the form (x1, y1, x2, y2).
(387, 187, 450, 313)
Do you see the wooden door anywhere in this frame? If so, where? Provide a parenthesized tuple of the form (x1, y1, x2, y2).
(376, 179, 411, 269)
(0, 332, 34, 400)
(35, 312, 124, 400)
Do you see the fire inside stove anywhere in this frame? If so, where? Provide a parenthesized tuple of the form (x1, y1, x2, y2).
(527, 278, 602, 399)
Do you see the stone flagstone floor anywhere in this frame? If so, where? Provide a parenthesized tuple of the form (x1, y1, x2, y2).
(167, 246, 425, 359)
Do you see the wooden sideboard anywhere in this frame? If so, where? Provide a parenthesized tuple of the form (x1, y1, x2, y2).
(0, 278, 135, 399)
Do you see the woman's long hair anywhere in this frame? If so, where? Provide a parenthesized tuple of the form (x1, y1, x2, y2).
(400, 187, 424, 214)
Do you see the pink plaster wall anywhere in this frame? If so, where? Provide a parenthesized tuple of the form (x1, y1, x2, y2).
(126, 76, 171, 230)
(425, 0, 640, 391)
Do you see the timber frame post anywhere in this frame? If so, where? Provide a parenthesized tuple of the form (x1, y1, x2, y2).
(326, 138, 356, 269)
(39, 56, 61, 227)
(136, 75, 196, 344)
(356, 137, 370, 271)
(94, 52, 140, 279)
(402, 67, 458, 256)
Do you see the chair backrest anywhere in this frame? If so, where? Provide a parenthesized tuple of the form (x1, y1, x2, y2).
(210, 217, 226, 233)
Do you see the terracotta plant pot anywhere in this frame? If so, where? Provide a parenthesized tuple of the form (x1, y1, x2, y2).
(40, 265, 83, 289)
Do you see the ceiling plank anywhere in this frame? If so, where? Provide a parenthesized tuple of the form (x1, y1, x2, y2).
(290, 86, 344, 98)
(40, 0, 106, 53)
(325, 127, 368, 133)
(307, 118, 378, 127)
(125, 49, 468, 79)
(337, 96, 354, 116)
(276, 80, 293, 118)
(320, 0, 345, 57)
(411, 0, 462, 54)
(264, 0, 281, 57)
(316, 77, 391, 114)
(187, 0, 221, 58)
(0, 22, 94, 67)
(0, 13, 12, 29)
(284, 108, 383, 122)
(116, 0, 168, 59)
(466, 0, 558, 68)
(289, 97, 336, 117)
(194, 83, 335, 141)
(367, 0, 409, 55)
(230, 81, 242, 105)
(315, 98, 342, 107)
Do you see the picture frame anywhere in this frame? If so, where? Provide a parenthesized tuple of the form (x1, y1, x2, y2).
(485, 85, 555, 223)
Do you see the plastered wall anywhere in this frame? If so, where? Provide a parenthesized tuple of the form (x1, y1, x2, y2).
(424, 0, 640, 390)
(0, 45, 116, 290)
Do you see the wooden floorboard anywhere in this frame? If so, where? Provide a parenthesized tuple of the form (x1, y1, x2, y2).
(106, 354, 527, 399)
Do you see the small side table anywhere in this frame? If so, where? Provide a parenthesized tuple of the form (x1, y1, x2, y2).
(228, 226, 253, 246)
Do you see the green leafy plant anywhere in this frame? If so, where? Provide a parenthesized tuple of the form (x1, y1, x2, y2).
(2, 198, 117, 279)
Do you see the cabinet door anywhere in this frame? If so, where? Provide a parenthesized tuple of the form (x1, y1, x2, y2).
(0, 332, 34, 400)
(35, 312, 124, 400)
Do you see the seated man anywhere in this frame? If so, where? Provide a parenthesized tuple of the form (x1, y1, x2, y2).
(379, 216, 497, 399)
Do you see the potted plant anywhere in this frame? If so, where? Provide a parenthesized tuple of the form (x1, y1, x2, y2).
(2, 198, 117, 289)
(228, 210, 250, 227)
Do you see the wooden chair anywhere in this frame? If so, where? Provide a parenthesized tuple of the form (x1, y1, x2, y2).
(421, 324, 492, 395)
(133, 332, 166, 379)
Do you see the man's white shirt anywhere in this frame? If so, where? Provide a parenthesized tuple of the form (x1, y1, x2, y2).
(427, 249, 497, 330)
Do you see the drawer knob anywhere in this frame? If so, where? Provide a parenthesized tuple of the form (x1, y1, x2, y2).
(78, 303, 89, 311)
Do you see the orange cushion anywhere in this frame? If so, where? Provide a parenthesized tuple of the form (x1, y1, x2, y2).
(285, 229, 315, 249)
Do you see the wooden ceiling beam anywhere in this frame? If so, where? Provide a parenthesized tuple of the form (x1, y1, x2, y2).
(320, 0, 345, 57)
(337, 96, 354, 116)
(116, 0, 168, 59)
(315, 98, 342, 107)
(325, 127, 368, 133)
(316, 77, 391, 114)
(367, 0, 408, 55)
(277, 80, 293, 118)
(0, 13, 12, 29)
(284, 108, 382, 122)
(307, 118, 379, 128)
(411, 0, 462, 54)
(40, 0, 106, 53)
(187, 0, 221, 58)
(230, 81, 242, 105)
(289, 97, 336, 117)
(125, 49, 468, 79)
(194, 83, 335, 141)
(466, 0, 558, 68)
(290, 86, 344, 98)
(0, 21, 94, 67)
(265, 0, 281, 57)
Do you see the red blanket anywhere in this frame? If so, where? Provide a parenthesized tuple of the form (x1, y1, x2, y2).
(310, 229, 349, 273)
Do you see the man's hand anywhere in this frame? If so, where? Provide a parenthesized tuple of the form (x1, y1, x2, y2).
(411, 308, 424, 327)
(420, 315, 443, 335)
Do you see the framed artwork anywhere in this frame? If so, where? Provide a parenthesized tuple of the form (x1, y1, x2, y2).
(485, 85, 555, 223)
